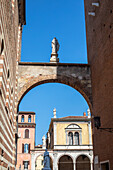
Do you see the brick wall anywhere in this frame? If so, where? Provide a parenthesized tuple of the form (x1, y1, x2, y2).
(84, 0, 113, 169)
(0, 0, 22, 169)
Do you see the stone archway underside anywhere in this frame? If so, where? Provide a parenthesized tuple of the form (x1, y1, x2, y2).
(18, 62, 92, 109)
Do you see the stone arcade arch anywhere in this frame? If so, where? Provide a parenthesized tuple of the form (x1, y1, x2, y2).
(76, 155, 91, 170)
(18, 62, 92, 110)
(58, 155, 73, 170)
(31, 151, 54, 170)
(31, 151, 93, 170)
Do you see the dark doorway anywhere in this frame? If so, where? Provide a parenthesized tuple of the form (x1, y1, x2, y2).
(58, 155, 73, 170)
(101, 162, 110, 170)
(76, 155, 90, 170)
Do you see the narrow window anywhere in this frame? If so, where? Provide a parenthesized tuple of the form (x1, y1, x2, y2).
(7, 70, 10, 79)
(74, 132, 79, 145)
(1, 39, 4, 55)
(23, 161, 29, 169)
(28, 115, 31, 122)
(24, 144, 29, 153)
(42, 160, 44, 165)
(21, 115, 24, 122)
(68, 132, 73, 145)
(25, 129, 29, 138)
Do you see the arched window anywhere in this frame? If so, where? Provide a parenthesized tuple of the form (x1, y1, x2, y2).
(74, 132, 79, 145)
(28, 115, 31, 122)
(65, 124, 82, 145)
(68, 132, 73, 145)
(25, 129, 29, 138)
(24, 144, 29, 153)
(21, 115, 24, 122)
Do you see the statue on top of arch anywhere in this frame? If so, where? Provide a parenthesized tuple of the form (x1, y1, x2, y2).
(50, 37, 60, 63)
(51, 37, 60, 54)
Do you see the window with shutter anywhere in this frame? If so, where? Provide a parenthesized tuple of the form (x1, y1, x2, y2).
(28, 115, 31, 122)
(21, 115, 24, 122)
(24, 144, 29, 153)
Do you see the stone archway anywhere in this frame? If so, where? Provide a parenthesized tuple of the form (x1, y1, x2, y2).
(35, 154, 53, 170)
(31, 152, 54, 170)
(58, 155, 74, 170)
(76, 155, 90, 170)
(18, 62, 92, 111)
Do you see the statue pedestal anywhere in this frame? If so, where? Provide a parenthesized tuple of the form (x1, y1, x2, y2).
(42, 168, 51, 170)
(50, 54, 59, 63)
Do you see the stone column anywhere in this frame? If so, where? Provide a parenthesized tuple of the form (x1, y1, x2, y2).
(31, 153, 35, 170)
(91, 162, 93, 170)
(73, 163, 76, 170)
(53, 153, 58, 170)
(73, 159, 76, 170)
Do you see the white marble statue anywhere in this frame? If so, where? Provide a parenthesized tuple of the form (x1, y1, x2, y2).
(53, 108, 56, 118)
(51, 37, 59, 54)
(42, 135, 46, 149)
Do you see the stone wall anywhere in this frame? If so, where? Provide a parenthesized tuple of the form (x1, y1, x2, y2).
(18, 62, 92, 110)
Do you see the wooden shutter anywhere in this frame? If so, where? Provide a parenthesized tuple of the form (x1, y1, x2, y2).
(28, 144, 30, 153)
(22, 144, 24, 153)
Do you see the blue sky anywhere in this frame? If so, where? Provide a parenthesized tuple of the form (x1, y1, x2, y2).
(21, 0, 87, 63)
(19, 0, 88, 145)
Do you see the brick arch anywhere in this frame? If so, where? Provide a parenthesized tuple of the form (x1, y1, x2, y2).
(18, 73, 92, 111)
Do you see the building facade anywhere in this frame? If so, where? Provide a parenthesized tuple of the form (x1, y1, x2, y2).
(84, 0, 113, 169)
(0, 0, 25, 169)
(16, 112, 36, 170)
(31, 110, 93, 170)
